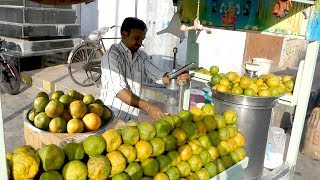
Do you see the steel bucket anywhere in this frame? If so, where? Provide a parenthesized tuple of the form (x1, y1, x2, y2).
(211, 90, 283, 180)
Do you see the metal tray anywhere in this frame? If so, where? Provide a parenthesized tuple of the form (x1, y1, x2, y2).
(24, 106, 115, 145)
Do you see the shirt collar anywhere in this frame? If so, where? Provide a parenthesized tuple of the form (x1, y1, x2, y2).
(119, 41, 131, 53)
(119, 41, 142, 61)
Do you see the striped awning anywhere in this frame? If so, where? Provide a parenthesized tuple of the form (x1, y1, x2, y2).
(29, 0, 95, 5)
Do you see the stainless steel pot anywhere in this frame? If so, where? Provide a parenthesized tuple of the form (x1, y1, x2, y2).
(212, 90, 283, 180)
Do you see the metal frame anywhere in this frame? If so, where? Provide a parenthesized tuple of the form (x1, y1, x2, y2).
(184, 38, 319, 180)
(184, 39, 319, 180)
(0, 88, 8, 179)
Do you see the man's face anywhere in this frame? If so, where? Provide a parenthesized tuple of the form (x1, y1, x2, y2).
(122, 28, 146, 53)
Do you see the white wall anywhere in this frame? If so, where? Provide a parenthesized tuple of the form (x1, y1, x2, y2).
(80, 1, 99, 38)
(181, 28, 247, 75)
(196, 29, 246, 74)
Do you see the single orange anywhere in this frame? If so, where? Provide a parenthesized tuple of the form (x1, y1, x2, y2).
(249, 84, 259, 93)
(231, 86, 243, 95)
(220, 79, 230, 87)
(82, 113, 101, 131)
(269, 87, 281, 96)
(266, 76, 280, 87)
(233, 133, 245, 147)
(258, 83, 269, 90)
(219, 73, 226, 79)
(216, 84, 229, 93)
(243, 88, 257, 96)
(258, 89, 271, 97)
(226, 72, 238, 82)
(278, 84, 285, 95)
(284, 80, 294, 93)
(212, 84, 218, 90)
(282, 75, 292, 83)
(233, 76, 241, 84)
(67, 118, 84, 133)
(210, 74, 222, 86)
(226, 138, 237, 152)
(255, 78, 264, 86)
(239, 76, 251, 89)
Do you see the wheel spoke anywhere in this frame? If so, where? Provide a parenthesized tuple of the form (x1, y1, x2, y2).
(68, 43, 103, 87)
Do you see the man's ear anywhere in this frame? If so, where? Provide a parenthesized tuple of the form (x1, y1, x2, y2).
(122, 31, 129, 38)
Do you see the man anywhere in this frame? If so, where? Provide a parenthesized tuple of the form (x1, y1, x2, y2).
(100, 17, 189, 121)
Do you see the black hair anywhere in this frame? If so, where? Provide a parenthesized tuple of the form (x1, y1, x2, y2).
(120, 17, 147, 34)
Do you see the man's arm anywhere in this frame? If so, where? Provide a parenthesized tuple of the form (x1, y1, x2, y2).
(116, 89, 165, 120)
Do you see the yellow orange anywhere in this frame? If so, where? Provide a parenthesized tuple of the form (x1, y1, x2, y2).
(269, 87, 281, 96)
(239, 76, 251, 89)
(284, 80, 294, 93)
(255, 79, 264, 86)
(231, 86, 243, 95)
(220, 79, 230, 87)
(212, 84, 218, 90)
(282, 75, 292, 83)
(233, 133, 245, 147)
(226, 72, 238, 82)
(249, 84, 259, 93)
(258, 83, 269, 90)
(263, 73, 275, 81)
(243, 88, 256, 96)
(258, 89, 271, 97)
(190, 107, 203, 123)
(266, 76, 280, 87)
(233, 76, 241, 84)
(82, 113, 101, 131)
(278, 84, 285, 95)
(216, 84, 229, 93)
(226, 138, 238, 152)
(67, 118, 84, 133)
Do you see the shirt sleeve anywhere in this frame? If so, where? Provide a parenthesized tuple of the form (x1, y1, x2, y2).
(101, 45, 127, 94)
(142, 53, 167, 84)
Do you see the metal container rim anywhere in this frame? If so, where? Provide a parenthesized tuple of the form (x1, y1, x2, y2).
(207, 82, 284, 107)
(24, 106, 115, 134)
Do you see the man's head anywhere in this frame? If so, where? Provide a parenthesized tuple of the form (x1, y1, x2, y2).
(121, 17, 147, 53)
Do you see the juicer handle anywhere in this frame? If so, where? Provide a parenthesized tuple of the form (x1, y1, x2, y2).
(167, 62, 195, 79)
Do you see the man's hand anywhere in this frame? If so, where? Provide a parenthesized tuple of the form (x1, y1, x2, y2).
(147, 104, 165, 121)
(176, 71, 190, 84)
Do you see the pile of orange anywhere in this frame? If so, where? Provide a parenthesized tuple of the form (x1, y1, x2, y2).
(12, 103, 246, 179)
(210, 70, 295, 97)
(28, 89, 112, 134)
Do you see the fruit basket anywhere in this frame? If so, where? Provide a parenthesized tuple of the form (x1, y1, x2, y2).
(24, 107, 114, 149)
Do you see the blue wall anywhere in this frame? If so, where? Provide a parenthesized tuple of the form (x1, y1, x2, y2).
(306, 9, 320, 41)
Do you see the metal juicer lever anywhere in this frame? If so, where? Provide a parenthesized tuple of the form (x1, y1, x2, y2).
(167, 62, 195, 79)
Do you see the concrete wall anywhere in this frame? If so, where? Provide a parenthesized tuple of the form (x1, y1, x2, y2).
(80, 1, 99, 38)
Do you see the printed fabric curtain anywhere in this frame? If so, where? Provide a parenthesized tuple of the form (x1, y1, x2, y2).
(29, 0, 95, 5)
